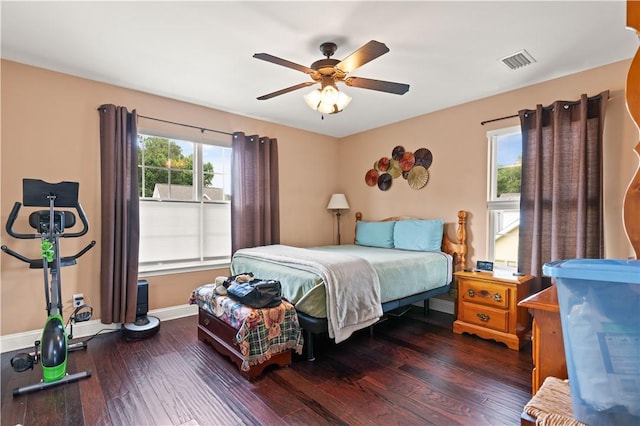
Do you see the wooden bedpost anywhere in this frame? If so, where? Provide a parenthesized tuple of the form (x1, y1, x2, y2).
(354, 212, 363, 243)
(624, 0, 640, 258)
(442, 210, 468, 271)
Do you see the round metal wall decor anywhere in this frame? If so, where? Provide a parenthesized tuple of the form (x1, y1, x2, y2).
(399, 151, 415, 171)
(376, 157, 390, 172)
(407, 166, 430, 190)
(388, 162, 402, 179)
(377, 173, 392, 191)
(413, 148, 433, 168)
(365, 169, 379, 186)
(366, 145, 434, 191)
(391, 145, 405, 160)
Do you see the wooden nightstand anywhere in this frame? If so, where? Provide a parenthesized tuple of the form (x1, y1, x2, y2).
(453, 270, 533, 350)
(518, 285, 567, 395)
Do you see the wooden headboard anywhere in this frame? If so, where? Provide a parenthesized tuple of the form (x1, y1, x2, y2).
(354, 210, 468, 271)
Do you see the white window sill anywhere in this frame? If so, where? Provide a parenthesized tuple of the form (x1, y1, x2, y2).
(138, 259, 230, 277)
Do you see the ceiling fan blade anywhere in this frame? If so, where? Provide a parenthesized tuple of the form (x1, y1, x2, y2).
(344, 77, 410, 95)
(336, 40, 390, 74)
(253, 53, 315, 74)
(257, 82, 316, 100)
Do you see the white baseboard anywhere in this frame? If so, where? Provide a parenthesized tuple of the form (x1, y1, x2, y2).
(428, 298, 455, 315)
(0, 304, 198, 354)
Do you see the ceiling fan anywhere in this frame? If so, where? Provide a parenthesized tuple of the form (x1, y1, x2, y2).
(253, 40, 410, 114)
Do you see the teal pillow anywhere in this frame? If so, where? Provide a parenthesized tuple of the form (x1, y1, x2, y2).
(393, 219, 444, 251)
(355, 221, 396, 248)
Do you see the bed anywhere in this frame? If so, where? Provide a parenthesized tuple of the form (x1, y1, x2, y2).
(229, 210, 468, 360)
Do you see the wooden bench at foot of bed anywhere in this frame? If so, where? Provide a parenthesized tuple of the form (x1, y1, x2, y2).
(197, 308, 292, 379)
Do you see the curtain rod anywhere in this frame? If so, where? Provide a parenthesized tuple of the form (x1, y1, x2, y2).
(480, 92, 609, 126)
(480, 114, 518, 126)
(137, 114, 233, 136)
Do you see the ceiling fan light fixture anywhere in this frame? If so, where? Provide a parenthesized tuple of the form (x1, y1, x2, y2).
(304, 83, 352, 114)
(304, 89, 322, 109)
(335, 90, 352, 110)
(254, 40, 408, 113)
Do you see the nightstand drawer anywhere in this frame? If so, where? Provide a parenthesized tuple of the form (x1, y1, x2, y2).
(460, 302, 509, 332)
(459, 278, 509, 309)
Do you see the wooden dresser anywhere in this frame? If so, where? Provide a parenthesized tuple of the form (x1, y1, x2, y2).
(518, 285, 568, 395)
(453, 270, 532, 350)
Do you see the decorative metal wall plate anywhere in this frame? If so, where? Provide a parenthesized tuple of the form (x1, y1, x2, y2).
(365, 145, 433, 190)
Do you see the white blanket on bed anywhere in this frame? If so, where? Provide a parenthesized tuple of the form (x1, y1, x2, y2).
(233, 244, 383, 343)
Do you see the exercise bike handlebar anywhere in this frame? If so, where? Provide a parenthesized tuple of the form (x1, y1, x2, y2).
(0, 245, 33, 264)
(72, 240, 96, 258)
(5, 201, 90, 239)
(1, 241, 96, 266)
(63, 202, 90, 238)
(5, 202, 36, 239)
(3, 200, 94, 267)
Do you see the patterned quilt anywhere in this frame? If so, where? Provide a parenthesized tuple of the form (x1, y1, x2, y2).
(189, 283, 304, 371)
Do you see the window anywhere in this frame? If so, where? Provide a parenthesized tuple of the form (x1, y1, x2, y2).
(137, 133, 232, 274)
(487, 126, 521, 270)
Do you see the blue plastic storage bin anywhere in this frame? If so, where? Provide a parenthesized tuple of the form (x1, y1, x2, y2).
(543, 259, 640, 425)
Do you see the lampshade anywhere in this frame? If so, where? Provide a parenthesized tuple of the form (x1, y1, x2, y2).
(327, 193, 350, 210)
(304, 83, 352, 114)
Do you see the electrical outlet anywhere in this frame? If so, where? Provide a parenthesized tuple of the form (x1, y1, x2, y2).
(73, 293, 84, 308)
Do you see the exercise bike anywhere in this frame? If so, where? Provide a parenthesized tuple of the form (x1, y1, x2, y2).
(2, 179, 95, 397)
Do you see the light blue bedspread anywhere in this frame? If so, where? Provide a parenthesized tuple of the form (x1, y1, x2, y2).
(231, 244, 452, 324)
(232, 245, 382, 343)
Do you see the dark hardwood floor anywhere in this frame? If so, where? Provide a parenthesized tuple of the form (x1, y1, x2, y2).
(2, 308, 533, 426)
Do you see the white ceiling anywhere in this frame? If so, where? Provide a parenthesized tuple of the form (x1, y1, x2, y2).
(1, 1, 637, 138)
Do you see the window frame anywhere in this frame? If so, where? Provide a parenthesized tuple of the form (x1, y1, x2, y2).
(136, 131, 232, 276)
(486, 125, 521, 271)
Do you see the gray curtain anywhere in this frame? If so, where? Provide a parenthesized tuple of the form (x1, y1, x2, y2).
(518, 91, 608, 293)
(231, 132, 280, 254)
(98, 104, 140, 324)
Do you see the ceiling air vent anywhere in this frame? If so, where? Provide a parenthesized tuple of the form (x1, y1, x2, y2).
(500, 49, 536, 70)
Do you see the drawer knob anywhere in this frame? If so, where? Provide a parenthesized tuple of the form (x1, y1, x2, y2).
(493, 293, 502, 302)
(477, 313, 490, 322)
(203, 318, 210, 326)
(467, 289, 475, 297)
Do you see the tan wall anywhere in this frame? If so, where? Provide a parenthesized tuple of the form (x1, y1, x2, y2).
(0, 60, 339, 335)
(339, 59, 637, 266)
(1, 58, 637, 336)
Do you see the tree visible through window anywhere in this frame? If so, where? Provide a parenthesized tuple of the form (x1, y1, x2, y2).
(497, 156, 521, 197)
(138, 135, 216, 199)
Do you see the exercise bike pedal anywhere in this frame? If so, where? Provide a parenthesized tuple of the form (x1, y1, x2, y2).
(74, 311, 92, 322)
(10, 353, 36, 372)
(71, 303, 93, 323)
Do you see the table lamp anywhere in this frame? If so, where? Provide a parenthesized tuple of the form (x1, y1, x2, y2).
(327, 193, 350, 245)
